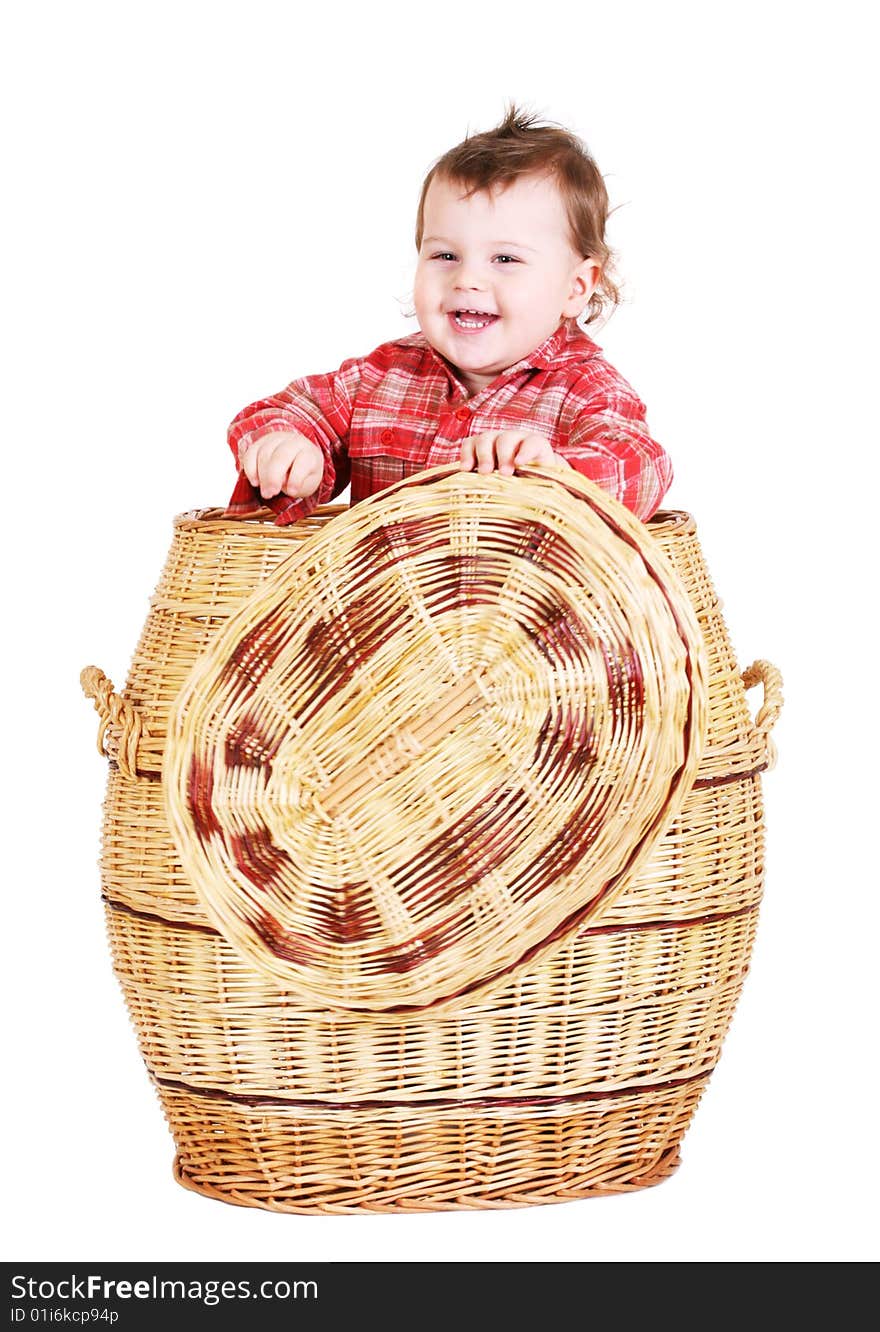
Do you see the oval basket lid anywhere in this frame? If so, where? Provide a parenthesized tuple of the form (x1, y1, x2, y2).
(164, 466, 708, 1012)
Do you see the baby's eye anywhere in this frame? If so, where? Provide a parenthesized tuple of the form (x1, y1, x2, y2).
(429, 252, 456, 262)
(493, 254, 521, 264)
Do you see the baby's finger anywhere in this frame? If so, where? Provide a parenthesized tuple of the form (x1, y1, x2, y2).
(239, 442, 260, 487)
(256, 437, 295, 498)
(513, 434, 556, 467)
(472, 432, 498, 474)
(494, 431, 525, 475)
(284, 444, 324, 498)
(458, 436, 477, 471)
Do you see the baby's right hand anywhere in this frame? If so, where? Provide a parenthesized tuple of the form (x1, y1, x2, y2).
(238, 430, 324, 500)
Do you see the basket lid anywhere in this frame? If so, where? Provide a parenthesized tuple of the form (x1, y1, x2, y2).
(164, 466, 708, 1011)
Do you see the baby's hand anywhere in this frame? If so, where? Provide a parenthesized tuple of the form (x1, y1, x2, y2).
(238, 430, 324, 500)
(458, 431, 571, 476)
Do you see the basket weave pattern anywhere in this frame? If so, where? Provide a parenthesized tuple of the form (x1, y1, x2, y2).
(82, 466, 781, 1212)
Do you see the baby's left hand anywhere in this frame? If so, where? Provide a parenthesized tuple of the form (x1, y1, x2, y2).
(458, 431, 571, 476)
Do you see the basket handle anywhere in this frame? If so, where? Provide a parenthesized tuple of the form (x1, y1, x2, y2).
(80, 665, 149, 780)
(741, 659, 783, 770)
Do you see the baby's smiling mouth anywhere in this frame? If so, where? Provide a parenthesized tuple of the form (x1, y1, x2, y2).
(450, 309, 499, 330)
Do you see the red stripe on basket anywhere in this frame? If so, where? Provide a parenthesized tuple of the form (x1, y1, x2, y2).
(532, 699, 598, 778)
(581, 899, 758, 936)
(509, 518, 566, 567)
(228, 828, 287, 895)
(375, 516, 449, 565)
(601, 636, 645, 718)
(253, 910, 322, 964)
(388, 785, 529, 917)
(287, 786, 537, 951)
(370, 914, 461, 974)
(102, 894, 759, 944)
(295, 590, 408, 723)
(528, 607, 585, 662)
(505, 780, 616, 907)
(223, 711, 283, 770)
(299, 614, 370, 696)
(104, 897, 219, 934)
(218, 613, 292, 693)
(187, 754, 221, 841)
(449, 560, 521, 609)
(153, 1067, 710, 1111)
(321, 882, 383, 944)
(693, 766, 765, 789)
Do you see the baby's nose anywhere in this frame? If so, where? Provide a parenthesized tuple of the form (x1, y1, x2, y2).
(454, 263, 487, 290)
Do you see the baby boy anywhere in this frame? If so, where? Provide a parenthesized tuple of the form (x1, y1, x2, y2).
(228, 106, 672, 523)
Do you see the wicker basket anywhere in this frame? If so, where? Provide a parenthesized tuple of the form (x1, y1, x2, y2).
(81, 465, 782, 1212)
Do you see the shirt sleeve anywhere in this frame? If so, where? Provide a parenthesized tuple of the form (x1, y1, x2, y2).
(226, 354, 367, 524)
(559, 371, 673, 522)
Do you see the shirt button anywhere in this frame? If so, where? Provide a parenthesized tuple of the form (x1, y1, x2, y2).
(455, 407, 470, 421)
(380, 428, 394, 444)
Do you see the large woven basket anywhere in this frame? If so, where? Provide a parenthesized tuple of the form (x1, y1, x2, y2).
(81, 465, 782, 1212)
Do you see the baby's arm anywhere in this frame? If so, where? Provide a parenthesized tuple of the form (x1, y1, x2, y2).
(228, 354, 368, 510)
(559, 378, 673, 521)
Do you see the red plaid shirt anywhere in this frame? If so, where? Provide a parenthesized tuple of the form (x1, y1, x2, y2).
(226, 323, 672, 524)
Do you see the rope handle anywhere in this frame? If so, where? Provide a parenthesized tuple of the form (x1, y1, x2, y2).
(741, 658, 784, 770)
(80, 665, 150, 780)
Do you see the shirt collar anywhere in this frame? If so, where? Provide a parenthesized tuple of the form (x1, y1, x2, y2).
(508, 321, 602, 373)
(415, 322, 602, 396)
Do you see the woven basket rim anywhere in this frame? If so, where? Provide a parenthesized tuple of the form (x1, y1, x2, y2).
(172, 502, 698, 538)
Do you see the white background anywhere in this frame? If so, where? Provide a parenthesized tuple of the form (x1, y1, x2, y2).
(3, 0, 877, 1264)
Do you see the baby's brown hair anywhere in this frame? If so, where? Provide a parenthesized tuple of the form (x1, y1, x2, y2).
(415, 104, 620, 327)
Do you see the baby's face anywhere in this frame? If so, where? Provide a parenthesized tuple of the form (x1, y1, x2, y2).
(414, 172, 597, 396)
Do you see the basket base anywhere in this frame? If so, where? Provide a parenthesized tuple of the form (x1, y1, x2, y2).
(172, 1148, 682, 1214)
(161, 1081, 703, 1214)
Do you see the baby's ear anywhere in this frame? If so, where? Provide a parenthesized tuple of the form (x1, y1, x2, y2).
(562, 258, 600, 319)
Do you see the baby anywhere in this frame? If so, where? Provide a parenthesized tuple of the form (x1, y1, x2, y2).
(228, 105, 672, 524)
